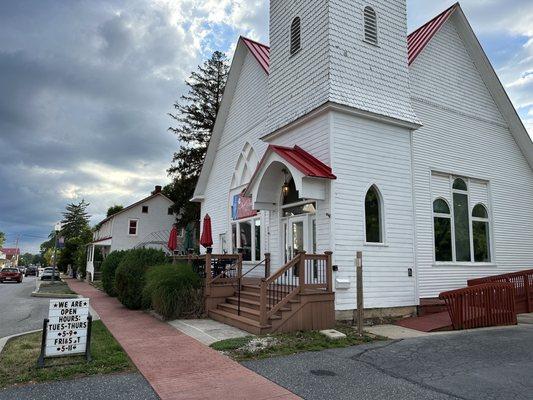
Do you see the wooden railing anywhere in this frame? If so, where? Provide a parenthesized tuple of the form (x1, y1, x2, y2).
(439, 283, 517, 330)
(171, 252, 242, 285)
(467, 269, 533, 314)
(260, 251, 333, 326)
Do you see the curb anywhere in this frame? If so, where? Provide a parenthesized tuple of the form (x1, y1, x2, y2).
(31, 291, 78, 298)
(0, 329, 41, 355)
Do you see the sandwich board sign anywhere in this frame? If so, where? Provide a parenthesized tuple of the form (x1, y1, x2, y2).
(38, 298, 93, 367)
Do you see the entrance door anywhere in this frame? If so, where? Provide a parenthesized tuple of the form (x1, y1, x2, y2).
(283, 215, 316, 263)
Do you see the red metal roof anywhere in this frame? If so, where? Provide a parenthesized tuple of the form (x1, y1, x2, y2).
(241, 37, 270, 73)
(241, 4, 458, 72)
(407, 3, 458, 65)
(269, 145, 337, 179)
(0, 248, 20, 256)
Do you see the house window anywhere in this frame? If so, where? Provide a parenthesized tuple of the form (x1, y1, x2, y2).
(365, 185, 383, 243)
(452, 178, 471, 262)
(167, 207, 173, 215)
(231, 217, 261, 262)
(142, 206, 148, 214)
(363, 6, 378, 45)
(128, 219, 138, 236)
(433, 199, 452, 261)
(472, 204, 491, 262)
(290, 17, 301, 55)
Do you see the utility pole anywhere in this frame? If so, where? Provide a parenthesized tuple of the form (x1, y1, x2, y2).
(14, 236, 20, 267)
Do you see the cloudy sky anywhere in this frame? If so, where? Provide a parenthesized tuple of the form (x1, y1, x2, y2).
(0, 0, 531, 253)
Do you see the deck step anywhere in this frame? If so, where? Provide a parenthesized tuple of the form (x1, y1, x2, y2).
(209, 309, 271, 335)
(226, 296, 291, 311)
(218, 303, 282, 320)
(239, 290, 301, 304)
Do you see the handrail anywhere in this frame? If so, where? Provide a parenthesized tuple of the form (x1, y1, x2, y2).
(260, 251, 332, 326)
(237, 258, 267, 316)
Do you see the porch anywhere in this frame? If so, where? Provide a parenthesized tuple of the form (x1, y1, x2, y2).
(173, 250, 335, 334)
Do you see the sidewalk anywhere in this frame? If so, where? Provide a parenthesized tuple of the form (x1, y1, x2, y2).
(66, 279, 299, 400)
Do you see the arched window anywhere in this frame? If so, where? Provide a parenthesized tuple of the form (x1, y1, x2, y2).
(231, 143, 259, 189)
(363, 6, 378, 45)
(433, 198, 452, 261)
(452, 178, 471, 262)
(365, 185, 383, 243)
(290, 17, 301, 55)
(472, 204, 490, 262)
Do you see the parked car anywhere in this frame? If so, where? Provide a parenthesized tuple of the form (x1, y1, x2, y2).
(0, 268, 23, 283)
(38, 266, 45, 276)
(25, 266, 38, 277)
(18, 266, 26, 274)
(40, 267, 60, 281)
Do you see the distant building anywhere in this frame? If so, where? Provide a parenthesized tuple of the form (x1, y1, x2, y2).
(0, 248, 20, 267)
(86, 186, 176, 281)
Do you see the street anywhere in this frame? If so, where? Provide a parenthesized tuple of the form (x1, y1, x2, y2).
(0, 276, 49, 338)
(243, 325, 533, 400)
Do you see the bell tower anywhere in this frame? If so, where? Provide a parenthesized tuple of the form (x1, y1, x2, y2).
(267, 0, 420, 134)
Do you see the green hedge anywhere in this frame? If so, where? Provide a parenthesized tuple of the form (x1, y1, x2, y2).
(114, 249, 167, 309)
(143, 264, 203, 319)
(101, 251, 127, 297)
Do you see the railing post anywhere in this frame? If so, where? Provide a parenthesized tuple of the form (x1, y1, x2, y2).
(298, 251, 306, 290)
(325, 251, 333, 292)
(187, 248, 193, 266)
(264, 253, 271, 278)
(524, 273, 532, 313)
(237, 248, 243, 280)
(260, 279, 268, 326)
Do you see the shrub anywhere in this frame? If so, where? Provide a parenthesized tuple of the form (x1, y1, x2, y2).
(114, 248, 167, 309)
(101, 251, 127, 297)
(143, 263, 203, 319)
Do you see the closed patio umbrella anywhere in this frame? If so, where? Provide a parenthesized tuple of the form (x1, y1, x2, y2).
(167, 225, 179, 252)
(200, 214, 213, 250)
(183, 223, 194, 252)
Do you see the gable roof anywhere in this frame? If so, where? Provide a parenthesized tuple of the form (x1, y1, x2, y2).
(96, 191, 173, 227)
(267, 145, 336, 179)
(242, 37, 270, 73)
(407, 3, 458, 65)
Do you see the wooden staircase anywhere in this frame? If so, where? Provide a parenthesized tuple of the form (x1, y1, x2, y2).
(207, 252, 336, 335)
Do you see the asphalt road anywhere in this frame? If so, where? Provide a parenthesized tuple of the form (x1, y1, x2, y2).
(243, 325, 533, 400)
(0, 373, 159, 400)
(0, 276, 50, 338)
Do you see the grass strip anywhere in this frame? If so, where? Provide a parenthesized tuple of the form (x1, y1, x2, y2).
(210, 325, 381, 361)
(0, 321, 134, 389)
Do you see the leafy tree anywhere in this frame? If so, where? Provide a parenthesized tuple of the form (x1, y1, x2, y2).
(106, 205, 124, 217)
(0, 231, 4, 248)
(19, 252, 34, 266)
(167, 51, 229, 229)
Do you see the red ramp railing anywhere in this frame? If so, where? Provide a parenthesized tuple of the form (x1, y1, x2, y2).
(439, 283, 517, 330)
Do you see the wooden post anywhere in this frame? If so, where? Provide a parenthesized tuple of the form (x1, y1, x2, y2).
(205, 250, 212, 296)
(187, 248, 193, 266)
(260, 279, 268, 326)
(356, 251, 364, 336)
(524, 273, 531, 313)
(298, 251, 306, 290)
(264, 253, 271, 278)
(325, 251, 333, 292)
(237, 248, 243, 280)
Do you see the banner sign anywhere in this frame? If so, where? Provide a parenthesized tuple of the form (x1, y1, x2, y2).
(38, 298, 93, 366)
(232, 194, 257, 221)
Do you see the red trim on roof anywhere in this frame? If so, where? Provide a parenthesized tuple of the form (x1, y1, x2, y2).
(407, 3, 458, 65)
(241, 5, 458, 73)
(241, 37, 270, 74)
(266, 145, 336, 179)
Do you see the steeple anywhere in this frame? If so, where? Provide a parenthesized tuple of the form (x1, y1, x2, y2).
(267, 0, 420, 134)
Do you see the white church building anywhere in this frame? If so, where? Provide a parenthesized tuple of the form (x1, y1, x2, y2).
(193, 2, 533, 318)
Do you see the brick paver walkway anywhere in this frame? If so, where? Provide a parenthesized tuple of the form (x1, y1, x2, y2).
(67, 279, 299, 400)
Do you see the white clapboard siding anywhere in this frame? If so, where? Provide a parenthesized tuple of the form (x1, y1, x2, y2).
(201, 52, 269, 254)
(331, 111, 417, 310)
(410, 19, 533, 298)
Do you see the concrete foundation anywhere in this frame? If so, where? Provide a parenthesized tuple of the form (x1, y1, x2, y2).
(335, 306, 417, 325)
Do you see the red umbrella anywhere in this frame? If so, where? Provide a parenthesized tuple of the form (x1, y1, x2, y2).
(200, 214, 213, 249)
(167, 225, 179, 252)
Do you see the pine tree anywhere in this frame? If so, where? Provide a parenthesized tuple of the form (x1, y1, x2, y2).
(167, 51, 229, 228)
(58, 200, 92, 270)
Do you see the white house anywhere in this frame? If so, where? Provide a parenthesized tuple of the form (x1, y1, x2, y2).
(86, 186, 176, 281)
(193, 2, 533, 319)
